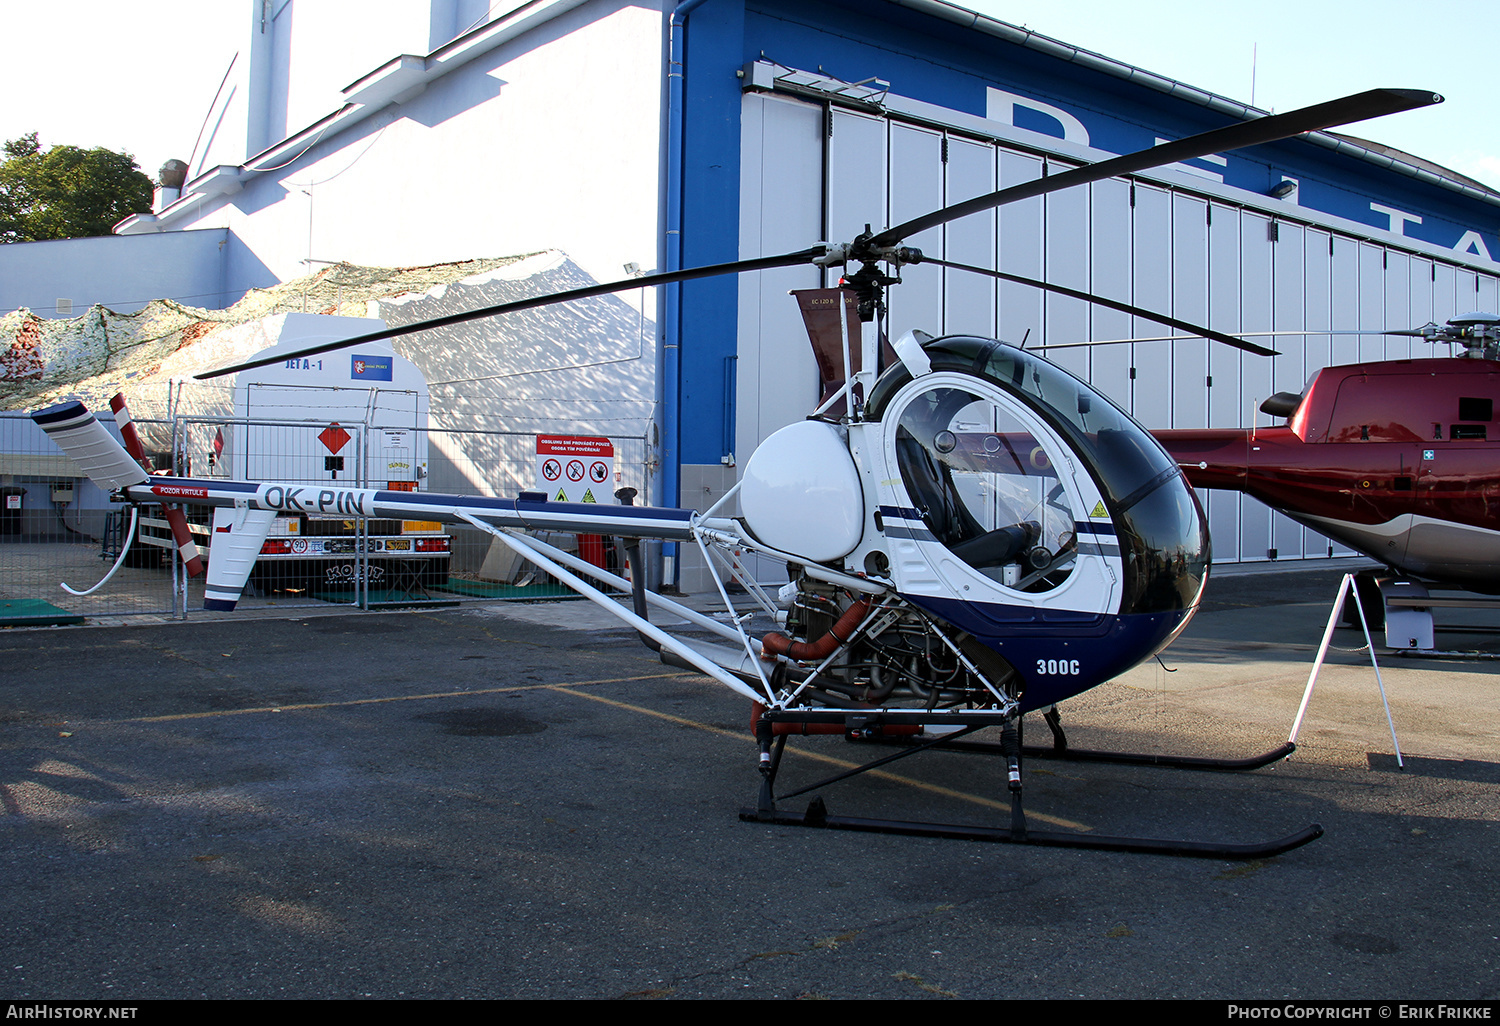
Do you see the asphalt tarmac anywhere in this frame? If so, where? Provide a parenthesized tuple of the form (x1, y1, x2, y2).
(1, 566, 1496, 1000)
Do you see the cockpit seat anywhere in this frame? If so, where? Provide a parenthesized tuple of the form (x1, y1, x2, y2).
(896, 432, 985, 548)
(949, 521, 1040, 569)
(896, 430, 1042, 570)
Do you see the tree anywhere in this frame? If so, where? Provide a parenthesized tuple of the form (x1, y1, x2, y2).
(0, 133, 155, 243)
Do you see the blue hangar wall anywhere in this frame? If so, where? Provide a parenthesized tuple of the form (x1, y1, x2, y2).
(667, 0, 1498, 577)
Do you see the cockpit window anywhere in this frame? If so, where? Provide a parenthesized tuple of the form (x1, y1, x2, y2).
(870, 336, 1209, 615)
(954, 342, 1207, 613)
(895, 385, 1076, 591)
(960, 343, 1178, 508)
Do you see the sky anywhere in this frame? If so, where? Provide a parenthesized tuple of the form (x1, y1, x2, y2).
(0, 1, 1495, 189)
(0, 3, 245, 181)
(963, 0, 1500, 188)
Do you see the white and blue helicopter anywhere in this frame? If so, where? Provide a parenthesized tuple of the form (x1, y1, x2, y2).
(32, 88, 1440, 858)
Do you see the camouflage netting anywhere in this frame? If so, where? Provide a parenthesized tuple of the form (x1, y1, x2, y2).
(4, 251, 661, 501)
(0, 255, 535, 416)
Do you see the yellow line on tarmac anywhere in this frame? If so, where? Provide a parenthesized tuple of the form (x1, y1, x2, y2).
(548, 685, 1091, 831)
(117, 671, 1090, 833)
(124, 674, 678, 723)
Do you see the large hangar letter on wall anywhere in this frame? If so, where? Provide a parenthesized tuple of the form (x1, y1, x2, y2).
(986, 87, 1090, 146)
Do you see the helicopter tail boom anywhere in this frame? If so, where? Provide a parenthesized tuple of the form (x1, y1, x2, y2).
(32, 402, 699, 541)
(31, 400, 701, 613)
(1154, 427, 1257, 491)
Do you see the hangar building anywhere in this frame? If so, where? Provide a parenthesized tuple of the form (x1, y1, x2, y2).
(43, 0, 1500, 589)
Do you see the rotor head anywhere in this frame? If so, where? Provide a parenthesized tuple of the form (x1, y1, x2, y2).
(1415, 312, 1500, 358)
(816, 228, 925, 322)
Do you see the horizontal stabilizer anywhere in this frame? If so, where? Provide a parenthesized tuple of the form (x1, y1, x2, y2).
(31, 401, 150, 491)
(204, 507, 277, 611)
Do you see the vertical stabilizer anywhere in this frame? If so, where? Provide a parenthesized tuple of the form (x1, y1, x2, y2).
(204, 507, 277, 611)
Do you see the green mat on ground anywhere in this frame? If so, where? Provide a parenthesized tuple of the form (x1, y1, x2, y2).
(0, 598, 85, 627)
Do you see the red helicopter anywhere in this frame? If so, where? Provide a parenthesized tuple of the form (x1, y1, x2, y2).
(1153, 313, 1500, 634)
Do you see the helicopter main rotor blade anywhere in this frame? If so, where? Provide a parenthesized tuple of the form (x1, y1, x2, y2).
(870, 88, 1441, 249)
(196, 247, 828, 379)
(196, 88, 1439, 380)
(1037, 328, 1434, 350)
(927, 257, 1280, 357)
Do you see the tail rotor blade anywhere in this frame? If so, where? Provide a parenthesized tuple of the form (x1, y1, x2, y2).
(109, 393, 205, 578)
(158, 507, 206, 579)
(109, 394, 152, 471)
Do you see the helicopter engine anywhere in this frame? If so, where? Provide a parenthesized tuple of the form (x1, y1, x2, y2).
(763, 575, 1019, 712)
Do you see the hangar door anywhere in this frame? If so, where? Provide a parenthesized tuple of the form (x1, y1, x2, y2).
(738, 89, 1499, 567)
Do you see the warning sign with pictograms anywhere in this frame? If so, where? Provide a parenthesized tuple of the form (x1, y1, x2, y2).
(537, 435, 614, 503)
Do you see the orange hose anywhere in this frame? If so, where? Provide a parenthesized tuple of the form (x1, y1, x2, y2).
(761, 598, 870, 661)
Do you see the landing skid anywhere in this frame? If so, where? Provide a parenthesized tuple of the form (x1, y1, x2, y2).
(745, 802, 1324, 859)
(742, 709, 1322, 860)
(1021, 741, 1296, 771)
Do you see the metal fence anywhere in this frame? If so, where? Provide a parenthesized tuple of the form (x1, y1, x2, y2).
(0, 409, 652, 625)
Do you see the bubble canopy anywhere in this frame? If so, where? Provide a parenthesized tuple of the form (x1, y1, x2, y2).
(866, 336, 1209, 617)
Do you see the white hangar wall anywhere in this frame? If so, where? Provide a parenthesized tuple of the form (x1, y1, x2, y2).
(114, 0, 671, 511)
(734, 78, 1500, 572)
(135, 0, 665, 307)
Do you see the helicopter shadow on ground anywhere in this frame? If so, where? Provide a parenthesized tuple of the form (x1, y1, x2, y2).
(750, 688, 1500, 1002)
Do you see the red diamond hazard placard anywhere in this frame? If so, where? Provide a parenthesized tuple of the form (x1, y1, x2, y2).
(318, 423, 352, 454)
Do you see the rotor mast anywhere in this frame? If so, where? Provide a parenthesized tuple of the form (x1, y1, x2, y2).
(814, 227, 927, 420)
